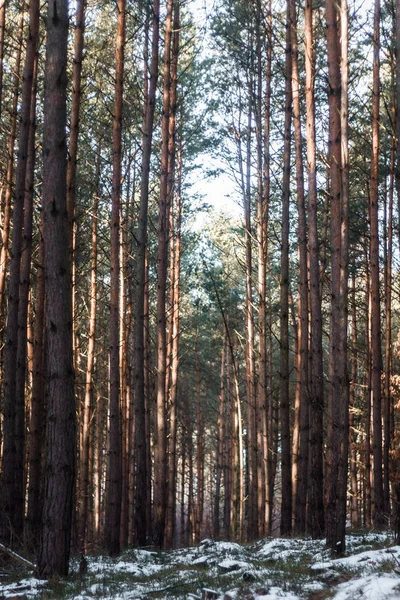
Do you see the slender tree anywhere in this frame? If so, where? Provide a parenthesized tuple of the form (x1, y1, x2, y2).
(280, 0, 293, 536)
(37, 0, 75, 577)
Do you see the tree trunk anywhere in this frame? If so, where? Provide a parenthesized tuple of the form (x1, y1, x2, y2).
(280, 0, 293, 536)
(350, 274, 359, 527)
(0, 0, 6, 118)
(0, 11, 24, 326)
(325, 0, 349, 554)
(105, 0, 125, 556)
(37, 0, 75, 577)
(78, 145, 99, 553)
(66, 0, 86, 380)
(290, 0, 309, 535)
(383, 124, 394, 516)
(154, 0, 173, 546)
(133, 0, 160, 546)
(2, 2, 38, 544)
(26, 231, 45, 548)
(305, 0, 324, 539)
(369, 0, 384, 528)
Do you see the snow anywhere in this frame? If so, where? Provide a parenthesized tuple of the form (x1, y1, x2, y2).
(1, 533, 400, 599)
(332, 574, 400, 599)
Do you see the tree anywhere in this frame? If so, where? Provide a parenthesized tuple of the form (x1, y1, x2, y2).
(37, 0, 75, 577)
(105, 0, 125, 557)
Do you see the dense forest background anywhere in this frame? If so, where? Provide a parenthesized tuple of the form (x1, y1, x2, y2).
(0, 0, 399, 579)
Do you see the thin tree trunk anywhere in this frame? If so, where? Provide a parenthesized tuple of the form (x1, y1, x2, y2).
(2, 3, 38, 544)
(26, 233, 45, 547)
(369, 0, 384, 527)
(290, 0, 309, 535)
(383, 125, 394, 516)
(325, 0, 349, 554)
(0, 0, 6, 119)
(305, 0, 324, 538)
(133, 0, 160, 546)
(66, 0, 86, 379)
(256, 0, 269, 539)
(350, 273, 359, 528)
(214, 338, 226, 539)
(164, 5, 180, 548)
(37, 0, 75, 577)
(0, 11, 24, 321)
(14, 51, 39, 542)
(154, 0, 173, 547)
(78, 145, 100, 553)
(280, 0, 293, 536)
(105, 0, 125, 556)
(194, 337, 204, 544)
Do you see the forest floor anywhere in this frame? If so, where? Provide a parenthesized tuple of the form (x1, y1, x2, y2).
(1, 532, 400, 599)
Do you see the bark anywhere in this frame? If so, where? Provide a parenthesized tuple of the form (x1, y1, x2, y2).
(384, 124, 394, 516)
(280, 0, 293, 536)
(256, 0, 268, 539)
(305, 0, 324, 538)
(290, 0, 309, 535)
(214, 339, 226, 539)
(369, 0, 384, 527)
(194, 338, 204, 544)
(2, 2, 38, 543)
(325, 0, 349, 554)
(350, 274, 359, 527)
(78, 146, 100, 552)
(26, 234, 45, 547)
(365, 254, 372, 527)
(37, 0, 75, 577)
(0, 0, 5, 118)
(105, 0, 125, 556)
(0, 11, 24, 319)
(133, 0, 160, 546)
(154, 0, 173, 546)
(14, 50, 39, 542)
(66, 0, 86, 374)
(164, 4, 180, 548)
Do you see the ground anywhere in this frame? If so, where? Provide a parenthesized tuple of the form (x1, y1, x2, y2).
(1, 533, 400, 599)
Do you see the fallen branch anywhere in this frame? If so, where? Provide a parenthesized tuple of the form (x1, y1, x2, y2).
(0, 543, 36, 570)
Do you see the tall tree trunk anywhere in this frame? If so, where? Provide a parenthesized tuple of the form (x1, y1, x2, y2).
(325, 0, 349, 554)
(365, 252, 372, 527)
(214, 338, 226, 539)
(133, 0, 160, 546)
(280, 0, 293, 536)
(154, 0, 173, 547)
(0, 11, 24, 322)
(78, 145, 100, 553)
(194, 337, 204, 544)
(14, 51, 39, 543)
(164, 5, 180, 548)
(350, 273, 359, 527)
(305, 0, 324, 539)
(290, 0, 309, 535)
(369, 0, 384, 528)
(66, 0, 86, 378)
(0, 0, 6, 119)
(255, 0, 269, 539)
(105, 0, 125, 556)
(37, 0, 75, 577)
(26, 232, 44, 548)
(383, 126, 394, 516)
(2, 1, 39, 544)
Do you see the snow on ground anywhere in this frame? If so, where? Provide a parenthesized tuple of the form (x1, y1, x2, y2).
(1, 532, 400, 599)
